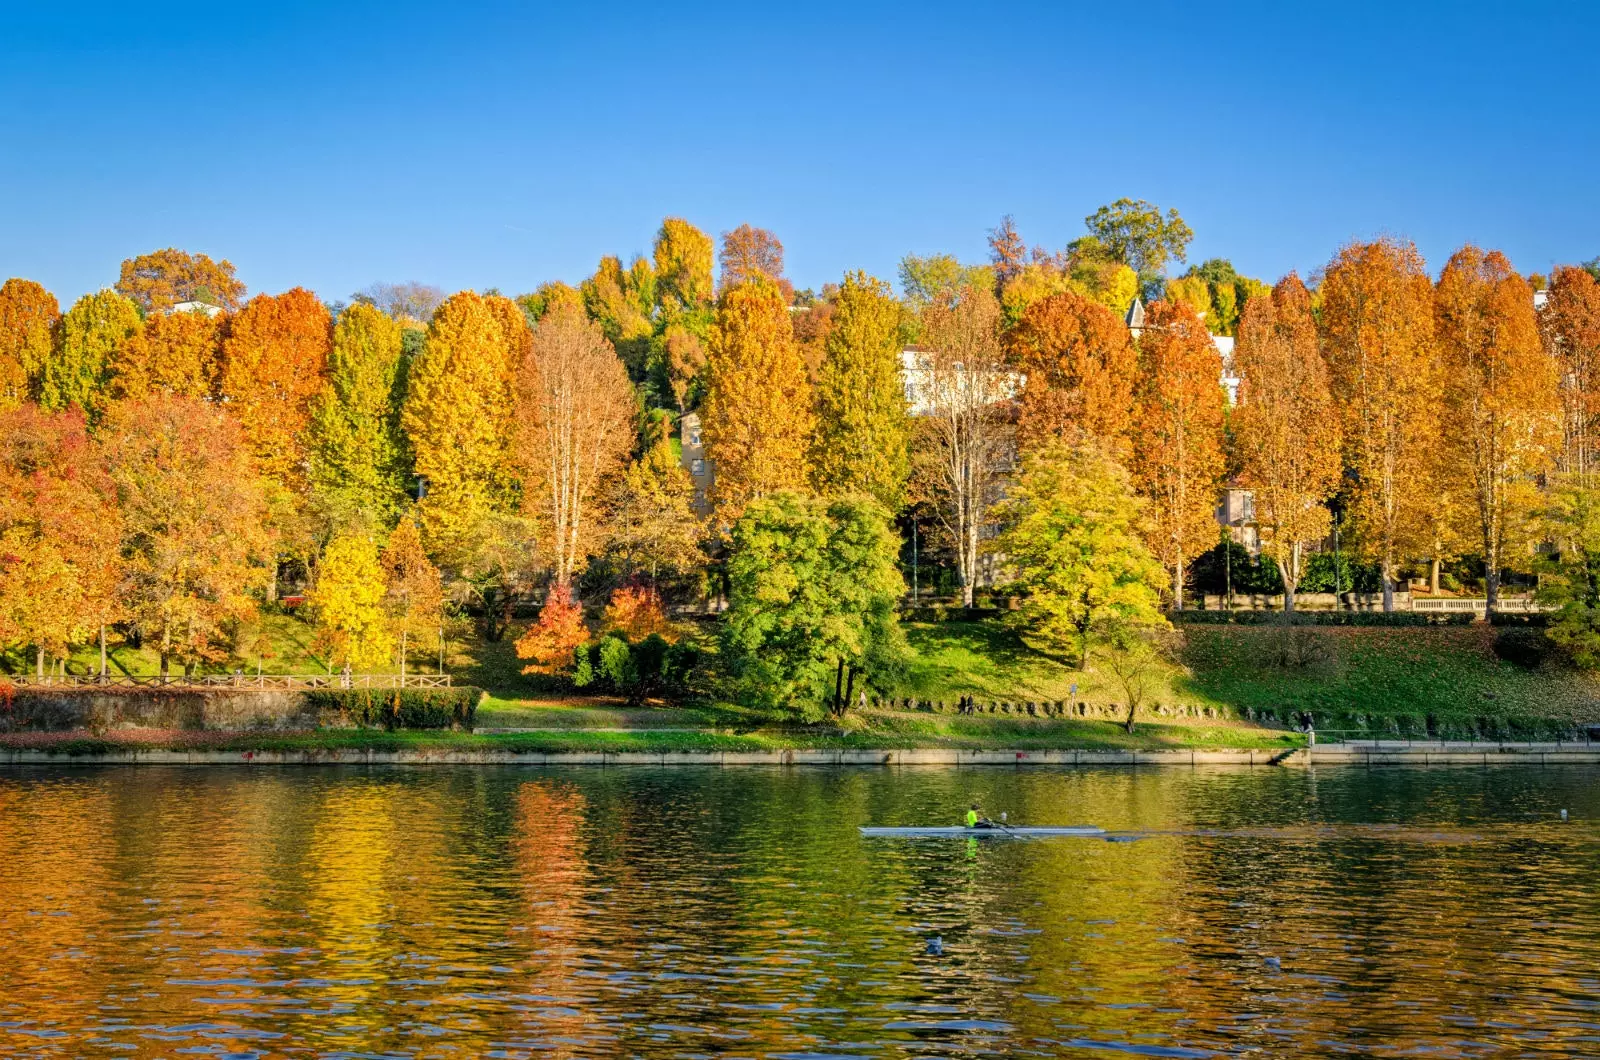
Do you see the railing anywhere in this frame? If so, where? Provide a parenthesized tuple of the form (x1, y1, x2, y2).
(0, 673, 453, 691)
(1412, 597, 1550, 613)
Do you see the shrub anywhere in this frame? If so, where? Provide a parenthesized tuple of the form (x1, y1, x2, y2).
(1492, 627, 1553, 669)
(574, 633, 700, 705)
(303, 687, 482, 730)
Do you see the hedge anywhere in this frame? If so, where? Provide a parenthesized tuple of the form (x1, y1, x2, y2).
(1237, 706, 1589, 742)
(1172, 610, 1475, 627)
(301, 687, 482, 730)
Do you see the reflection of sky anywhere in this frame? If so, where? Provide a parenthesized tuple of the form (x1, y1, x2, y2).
(0, 766, 1596, 1057)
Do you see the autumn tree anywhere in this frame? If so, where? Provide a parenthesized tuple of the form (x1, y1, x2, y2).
(102, 396, 273, 677)
(582, 255, 655, 374)
(312, 529, 393, 671)
(513, 303, 635, 586)
(987, 216, 1028, 288)
(993, 438, 1167, 670)
(0, 406, 121, 676)
(1539, 265, 1600, 481)
(1436, 246, 1562, 613)
(107, 305, 223, 400)
(402, 291, 516, 557)
(515, 581, 590, 675)
(1004, 289, 1138, 458)
(117, 248, 246, 314)
(518, 281, 583, 324)
(810, 271, 910, 508)
(0, 279, 58, 410)
(1130, 299, 1225, 609)
(380, 515, 445, 679)
(1232, 274, 1341, 612)
(354, 281, 444, 324)
(1320, 239, 1438, 608)
(898, 254, 993, 312)
(718, 224, 789, 296)
(702, 278, 814, 522)
(911, 283, 1013, 606)
(1083, 198, 1193, 279)
(218, 288, 331, 488)
(307, 302, 410, 525)
(607, 434, 704, 583)
(41, 290, 141, 415)
(653, 218, 715, 311)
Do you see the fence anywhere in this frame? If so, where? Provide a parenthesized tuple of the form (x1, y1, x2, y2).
(1, 673, 453, 691)
(1412, 597, 1549, 613)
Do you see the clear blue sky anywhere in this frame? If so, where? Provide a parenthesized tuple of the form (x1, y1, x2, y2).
(4, 1, 1597, 304)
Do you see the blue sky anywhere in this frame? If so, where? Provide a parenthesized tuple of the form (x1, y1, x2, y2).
(3, 1, 1597, 304)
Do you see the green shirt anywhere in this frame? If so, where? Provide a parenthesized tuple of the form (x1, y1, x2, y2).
(965, 809, 979, 828)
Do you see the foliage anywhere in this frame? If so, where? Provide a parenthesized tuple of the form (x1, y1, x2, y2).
(993, 439, 1168, 669)
(513, 302, 635, 583)
(515, 581, 590, 676)
(1436, 246, 1561, 610)
(380, 515, 445, 675)
(1083, 198, 1193, 279)
(0, 279, 58, 410)
(101, 395, 274, 675)
(603, 583, 674, 642)
(115, 248, 246, 313)
(606, 434, 704, 581)
(218, 287, 332, 489)
(1232, 273, 1340, 609)
(42, 290, 141, 415)
(302, 687, 480, 730)
(653, 218, 715, 311)
(1537, 479, 1600, 668)
(352, 281, 444, 324)
(718, 224, 788, 296)
(518, 281, 583, 323)
(1320, 238, 1438, 605)
(1005, 289, 1138, 458)
(898, 254, 994, 312)
(0, 406, 121, 668)
(581, 255, 654, 374)
(312, 529, 394, 670)
(575, 632, 699, 705)
(1539, 265, 1600, 480)
(811, 271, 911, 508)
(703, 278, 814, 523)
(402, 291, 516, 558)
(720, 492, 907, 714)
(1130, 299, 1225, 608)
(108, 305, 223, 400)
(308, 302, 411, 525)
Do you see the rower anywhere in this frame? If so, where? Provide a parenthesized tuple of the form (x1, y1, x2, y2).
(965, 803, 994, 829)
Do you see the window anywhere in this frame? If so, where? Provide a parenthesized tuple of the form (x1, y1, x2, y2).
(689, 430, 702, 446)
(691, 458, 705, 476)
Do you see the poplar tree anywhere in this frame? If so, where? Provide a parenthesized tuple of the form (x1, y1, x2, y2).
(1436, 246, 1561, 614)
(218, 287, 332, 489)
(1539, 265, 1600, 482)
(313, 529, 393, 671)
(1232, 274, 1341, 612)
(42, 290, 141, 416)
(702, 278, 814, 523)
(308, 302, 410, 526)
(1005, 289, 1138, 459)
(108, 307, 223, 400)
(0, 279, 59, 410)
(401, 291, 514, 558)
(811, 271, 910, 508)
(1130, 300, 1225, 609)
(1319, 238, 1438, 610)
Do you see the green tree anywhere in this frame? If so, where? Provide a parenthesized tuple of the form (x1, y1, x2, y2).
(313, 529, 394, 671)
(994, 439, 1168, 670)
(1539, 480, 1600, 667)
(309, 302, 411, 526)
(1084, 198, 1194, 283)
(720, 492, 906, 715)
(811, 271, 910, 508)
(42, 290, 141, 415)
(897, 254, 993, 312)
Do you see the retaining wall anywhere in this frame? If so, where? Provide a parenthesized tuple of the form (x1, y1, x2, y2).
(7, 689, 316, 732)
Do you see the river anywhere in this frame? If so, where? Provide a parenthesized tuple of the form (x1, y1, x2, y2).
(0, 765, 1596, 1057)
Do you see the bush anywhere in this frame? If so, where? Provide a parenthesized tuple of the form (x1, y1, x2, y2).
(1172, 610, 1473, 627)
(574, 634, 699, 705)
(303, 687, 482, 730)
(1492, 627, 1554, 669)
(1488, 612, 1553, 627)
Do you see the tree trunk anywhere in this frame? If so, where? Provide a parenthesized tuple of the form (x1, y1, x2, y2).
(1124, 698, 1137, 734)
(36, 646, 44, 679)
(99, 623, 107, 679)
(843, 667, 856, 717)
(1381, 559, 1395, 612)
(400, 628, 408, 685)
(1486, 564, 1500, 619)
(833, 658, 845, 714)
(1172, 556, 1185, 612)
(1429, 557, 1441, 595)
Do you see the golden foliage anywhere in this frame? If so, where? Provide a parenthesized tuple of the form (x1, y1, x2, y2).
(108, 306, 223, 401)
(515, 582, 589, 675)
(811, 272, 910, 508)
(218, 288, 332, 489)
(0, 279, 58, 410)
(654, 218, 715, 309)
(1005, 289, 1138, 459)
(603, 584, 674, 642)
(1540, 265, 1600, 480)
(313, 529, 394, 671)
(44, 290, 141, 415)
(116, 247, 246, 313)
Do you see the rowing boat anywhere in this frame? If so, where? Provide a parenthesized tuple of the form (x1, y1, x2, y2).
(859, 825, 1105, 838)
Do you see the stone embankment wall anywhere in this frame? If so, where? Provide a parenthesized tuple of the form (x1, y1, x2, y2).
(7, 688, 317, 732)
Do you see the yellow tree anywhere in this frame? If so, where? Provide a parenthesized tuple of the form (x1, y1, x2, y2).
(308, 302, 410, 525)
(1436, 246, 1562, 613)
(607, 434, 704, 583)
(42, 290, 141, 415)
(116, 248, 246, 313)
(381, 515, 444, 679)
(1130, 300, 1225, 609)
(653, 218, 715, 311)
(718, 224, 791, 299)
(107, 307, 224, 400)
(401, 291, 515, 558)
(513, 303, 635, 586)
(313, 529, 394, 671)
(1232, 274, 1341, 611)
(702, 278, 814, 522)
(1004, 289, 1138, 459)
(0, 279, 59, 410)
(1539, 265, 1600, 482)
(218, 288, 332, 488)
(1319, 238, 1438, 609)
(810, 271, 910, 508)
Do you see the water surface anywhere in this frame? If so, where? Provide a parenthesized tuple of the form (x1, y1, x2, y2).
(1, 765, 1596, 1058)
